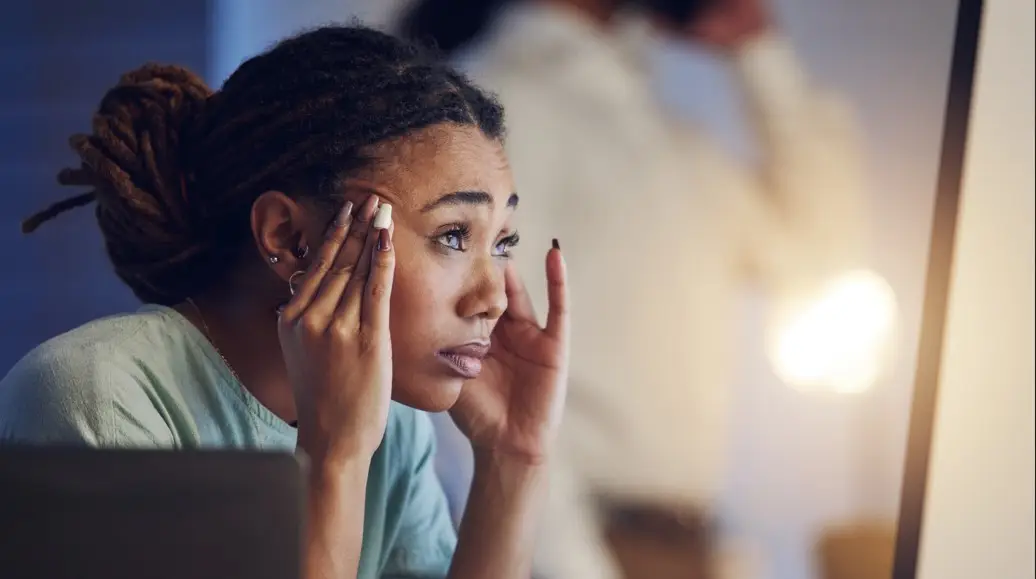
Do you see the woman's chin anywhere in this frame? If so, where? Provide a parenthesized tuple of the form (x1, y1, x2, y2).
(392, 374, 464, 413)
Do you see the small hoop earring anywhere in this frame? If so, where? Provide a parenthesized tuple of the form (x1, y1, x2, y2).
(268, 255, 279, 264)
(295, 244, 309, 260)
(288, 270, 306, 296)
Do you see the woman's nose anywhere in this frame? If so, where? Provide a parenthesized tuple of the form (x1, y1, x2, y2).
(457, 261, 508, 321)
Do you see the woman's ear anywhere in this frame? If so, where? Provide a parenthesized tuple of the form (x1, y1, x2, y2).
(250, 191, 316, 282)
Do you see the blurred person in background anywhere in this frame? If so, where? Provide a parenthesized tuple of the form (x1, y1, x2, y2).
(400, 0, 866, 577)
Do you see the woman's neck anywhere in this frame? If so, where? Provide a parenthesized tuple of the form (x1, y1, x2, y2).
(177, 291, 297, 424)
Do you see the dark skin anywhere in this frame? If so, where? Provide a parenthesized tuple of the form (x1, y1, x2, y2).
(175, 123, 569, 579)
(177, 124, 542, 424)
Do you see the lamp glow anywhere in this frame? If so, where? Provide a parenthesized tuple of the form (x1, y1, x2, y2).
(768, 270, 898, 393)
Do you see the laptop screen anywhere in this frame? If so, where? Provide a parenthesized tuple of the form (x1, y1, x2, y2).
(0, 449, 304, 579)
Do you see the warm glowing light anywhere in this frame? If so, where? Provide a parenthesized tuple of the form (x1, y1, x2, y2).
(768, 270, 898, 393)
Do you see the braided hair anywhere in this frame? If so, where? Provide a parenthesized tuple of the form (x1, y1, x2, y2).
(23, 25, 505, 306)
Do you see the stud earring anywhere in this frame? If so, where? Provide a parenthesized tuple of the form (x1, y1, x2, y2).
(295, 244, 309, 260)
(268, 255, 279, 264)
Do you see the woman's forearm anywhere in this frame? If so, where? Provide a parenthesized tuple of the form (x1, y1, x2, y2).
(303, 456, 371, 579)
(448, 451, 549, 579)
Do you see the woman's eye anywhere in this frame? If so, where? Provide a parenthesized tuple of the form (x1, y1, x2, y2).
(437, 231, 466, 251)
(435, 227, 518, 255)
(494, 232, 520, 257)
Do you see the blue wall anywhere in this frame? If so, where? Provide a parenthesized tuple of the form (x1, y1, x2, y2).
(0, 1, 209, 372)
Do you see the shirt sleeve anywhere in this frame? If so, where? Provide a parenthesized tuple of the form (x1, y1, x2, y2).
(715, 32, 870, 298)
(381, 410, 458, 578)
(0, 344, 175, 447)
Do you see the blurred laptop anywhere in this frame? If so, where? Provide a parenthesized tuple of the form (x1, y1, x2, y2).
(0, 448, 304, 579)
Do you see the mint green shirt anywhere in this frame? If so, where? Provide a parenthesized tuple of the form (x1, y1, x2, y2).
(0, 305, 456, 578)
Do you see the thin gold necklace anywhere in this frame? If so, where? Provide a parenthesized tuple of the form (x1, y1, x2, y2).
(185, 297, 243, 385)
(185, 298, 299, 429)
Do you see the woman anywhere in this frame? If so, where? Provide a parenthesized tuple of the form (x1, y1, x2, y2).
(0, 25, 569, 579)
(401, 1, 865, 578)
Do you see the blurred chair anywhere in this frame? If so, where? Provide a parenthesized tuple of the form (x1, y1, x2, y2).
(816, 521, 896, 579)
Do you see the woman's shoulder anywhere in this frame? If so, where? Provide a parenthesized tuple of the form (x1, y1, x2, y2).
(0, 307, 187, 445)
(3, 306, 181, 381)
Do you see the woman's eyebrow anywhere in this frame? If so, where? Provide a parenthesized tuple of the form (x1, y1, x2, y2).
(420, 191, 519, 212)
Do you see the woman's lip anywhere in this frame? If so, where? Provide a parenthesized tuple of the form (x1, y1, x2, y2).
(441, 342, 490, 359)
(436, 351, 483, 379)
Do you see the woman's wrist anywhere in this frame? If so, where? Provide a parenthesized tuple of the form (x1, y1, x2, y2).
(296, 422, 381, 471)
(467, 430, 556, 468)
(299, 442, 371, 579)
(449, 448, 549, 578)
(304, 452, 372, 512)
(472, 447, 549, 489)
(298, 440, 373, 483)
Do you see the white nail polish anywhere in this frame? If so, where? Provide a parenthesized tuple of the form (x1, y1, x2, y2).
(373, 204, 392, 229)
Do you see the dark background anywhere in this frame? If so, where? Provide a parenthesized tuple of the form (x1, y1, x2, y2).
(0, 0, 208, 371)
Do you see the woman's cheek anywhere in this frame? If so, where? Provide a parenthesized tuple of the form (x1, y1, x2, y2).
(389, 258, 452, 333)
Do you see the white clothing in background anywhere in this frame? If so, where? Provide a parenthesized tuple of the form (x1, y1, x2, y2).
(435, 3, 867, 578)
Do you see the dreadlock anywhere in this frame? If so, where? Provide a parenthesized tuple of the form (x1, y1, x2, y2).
(23, 25, 506, 306)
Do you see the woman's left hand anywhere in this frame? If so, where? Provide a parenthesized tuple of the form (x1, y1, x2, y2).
(449, 244, 569, 464)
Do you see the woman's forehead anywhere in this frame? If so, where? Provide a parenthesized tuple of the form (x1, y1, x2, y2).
(354, 124, 515, 212)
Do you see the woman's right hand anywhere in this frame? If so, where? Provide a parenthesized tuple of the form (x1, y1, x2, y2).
(277, 194, 395, 466)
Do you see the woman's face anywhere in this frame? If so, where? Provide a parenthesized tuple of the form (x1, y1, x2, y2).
(347, 124, 518, 412)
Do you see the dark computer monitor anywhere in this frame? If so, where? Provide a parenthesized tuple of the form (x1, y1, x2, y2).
(892, 0, 1036, 575)
(0, 448, 304, 579)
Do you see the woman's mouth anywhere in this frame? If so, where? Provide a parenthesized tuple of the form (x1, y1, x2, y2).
(436, 342, 490, 379)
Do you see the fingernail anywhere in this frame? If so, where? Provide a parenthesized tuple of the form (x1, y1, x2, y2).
(373, 204, 393, 230)
(552, 238, 560, 250)
(360, 194, 379, 222)
(377, 228, 392, 251)
(335, 201, 354, 227)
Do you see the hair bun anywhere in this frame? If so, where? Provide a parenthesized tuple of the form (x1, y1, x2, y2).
(25, 63, 215, 304)
(88, 62, 212, 215)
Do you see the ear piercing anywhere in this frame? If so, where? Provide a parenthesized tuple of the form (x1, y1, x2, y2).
(288, 270, 305, 296)
(267, 243, 308, 267)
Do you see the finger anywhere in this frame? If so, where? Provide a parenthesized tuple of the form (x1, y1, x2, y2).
(544, 239, 568, 340)
(362, 227, 395, 331)
(338, 204, 392, 324)
(304, 194, 380, 323)
(503, 261, 537, 322)
(278, 200, 354, 321)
